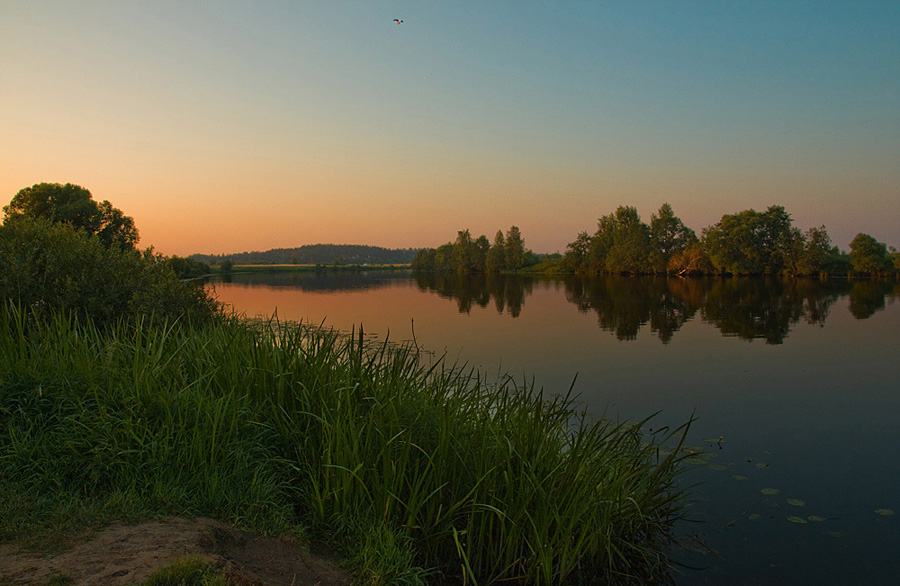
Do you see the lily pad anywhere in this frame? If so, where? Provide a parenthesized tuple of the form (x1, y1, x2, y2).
(787, 516, 808, 524)
(786, 499, 805, 507)
(707, 464, 727, 471)
(702, 437, 725, 443)
(747, 513, 761, 521)
(875, 509, 895, 516)
(761, 488, 780, 495)
(825, 531, 843, 537)
(807, 515, 826, 522)
(732, 475, 749, 481)
(755, 462, 769, 468)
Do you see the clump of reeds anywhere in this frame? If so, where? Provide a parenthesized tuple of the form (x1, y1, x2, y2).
(0, 304, 689, 585)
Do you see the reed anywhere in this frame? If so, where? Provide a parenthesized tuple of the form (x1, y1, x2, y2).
(0, 304, 689, 585)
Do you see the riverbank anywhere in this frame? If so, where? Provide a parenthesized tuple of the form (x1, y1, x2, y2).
(0, 307, 689, 585)
(0, 516, 351, 586)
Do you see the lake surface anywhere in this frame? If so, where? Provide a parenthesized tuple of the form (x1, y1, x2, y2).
(207, 271, 900, 585)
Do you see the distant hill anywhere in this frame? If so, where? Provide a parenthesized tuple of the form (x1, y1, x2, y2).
(190, 244, 421, 265)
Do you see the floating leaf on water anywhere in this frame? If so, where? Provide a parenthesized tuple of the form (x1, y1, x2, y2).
(732, 475, 749, 481)
(702, 437, 725, 444)
(761, 488, 780, 495)
(707, 464, 727, 471)
(807, 515, 826, 522)
(786, 499, 806, 507)
(755, 462, 770, 468)
(747, 514, 761, 521)
(762, 450, 772, 455)
(875, 509, 895, 516)
(826, 531, 844, 537)
(787, 516, 808, 524)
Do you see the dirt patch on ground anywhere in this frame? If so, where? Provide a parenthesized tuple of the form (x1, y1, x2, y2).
(0, 516, 353, 586)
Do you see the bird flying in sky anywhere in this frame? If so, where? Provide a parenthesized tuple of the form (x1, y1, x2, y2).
(393, 19, 403, 24)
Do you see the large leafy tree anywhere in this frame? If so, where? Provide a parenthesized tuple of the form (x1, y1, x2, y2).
(649, 203, 696, 273)
(3, 183, 138, 250)
(504, 226, 525, 270)
(849, 233, 890, 276)
(794, 226, 834, 276)
(702, 205, 797, 275)
(605, 206, 652, 274)
(486, 230, 506, 273)
(452, 229, 476, 274)
(563, 231, 591, 272)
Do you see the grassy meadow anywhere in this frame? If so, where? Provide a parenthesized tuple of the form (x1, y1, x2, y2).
(0, 304, 690, 585)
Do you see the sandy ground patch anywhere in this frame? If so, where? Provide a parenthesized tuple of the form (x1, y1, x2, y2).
(0, 516, 352, 586)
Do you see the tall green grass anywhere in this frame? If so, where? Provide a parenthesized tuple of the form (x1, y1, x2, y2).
(0, 304, 689, 585)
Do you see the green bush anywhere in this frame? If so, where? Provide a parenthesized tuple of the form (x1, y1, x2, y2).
(0, 217, 218, 326)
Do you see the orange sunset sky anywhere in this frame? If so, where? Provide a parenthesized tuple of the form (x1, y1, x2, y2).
(2, 2, 898, 256)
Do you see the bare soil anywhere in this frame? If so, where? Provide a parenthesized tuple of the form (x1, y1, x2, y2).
(0, 516, 354, 586)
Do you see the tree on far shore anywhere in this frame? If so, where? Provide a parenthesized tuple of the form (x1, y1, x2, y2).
(849, 233, 890, 276)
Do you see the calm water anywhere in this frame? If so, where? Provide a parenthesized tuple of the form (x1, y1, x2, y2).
(208, 271, 900, 585)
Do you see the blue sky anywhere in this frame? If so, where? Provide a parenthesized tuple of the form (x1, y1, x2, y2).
(2, 1, 898, 255)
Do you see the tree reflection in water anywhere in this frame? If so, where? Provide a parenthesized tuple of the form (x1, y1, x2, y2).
(414, 274, 895, 344)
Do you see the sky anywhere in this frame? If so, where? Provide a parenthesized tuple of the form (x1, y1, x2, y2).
(2, 1, 898, 256)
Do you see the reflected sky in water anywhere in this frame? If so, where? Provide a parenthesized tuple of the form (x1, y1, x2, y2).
(208, 272, 900, 585)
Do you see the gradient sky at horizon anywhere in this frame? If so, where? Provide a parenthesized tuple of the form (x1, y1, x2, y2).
(2, 1, 898, 256)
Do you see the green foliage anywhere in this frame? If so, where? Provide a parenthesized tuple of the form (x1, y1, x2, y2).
(485, 230, 506, 273)
(142, 556, 230, 586)
(504, 226, 525, 270)
(348, 521, 434, 586)
(702, 205, 798, 275)
(0, 309, 689, 585)
(604, 206, 652, 274)
(169, 256, 211, 279)
(566, 205, 698, 275)
(4, 183, 138, 251)
(453, 230, 476, 274)
(849, 233, 891, 276)
(667, 242, 713, 275)
(563, 231, 591, 272)
(557, 203, 889, 277)
(649, 203, 697, 273)
(0, 217, 218, 327)
(412, 226, 535, 275)
(578, 206, 653, 274)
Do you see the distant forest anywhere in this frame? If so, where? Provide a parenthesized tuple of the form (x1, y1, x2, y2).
(191, 244, 420, 266)
(413, 204, 900, 278)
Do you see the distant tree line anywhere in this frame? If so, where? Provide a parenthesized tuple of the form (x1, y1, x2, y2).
(560, 203, 897, 277)
(191, 244, 419, 266)
(414, 204, 898, 278)
(411, 226, 545, 274)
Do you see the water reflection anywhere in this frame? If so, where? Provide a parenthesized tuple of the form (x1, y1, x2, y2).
(411, 274, 898, 344)
(564, 276, 703, 343)
(214, 269, 412, 291)
(700, 278, 848, 344)
(848, 281, 899, 319)
(205, 270, 900, 585)
(412, 272, 531, 317)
